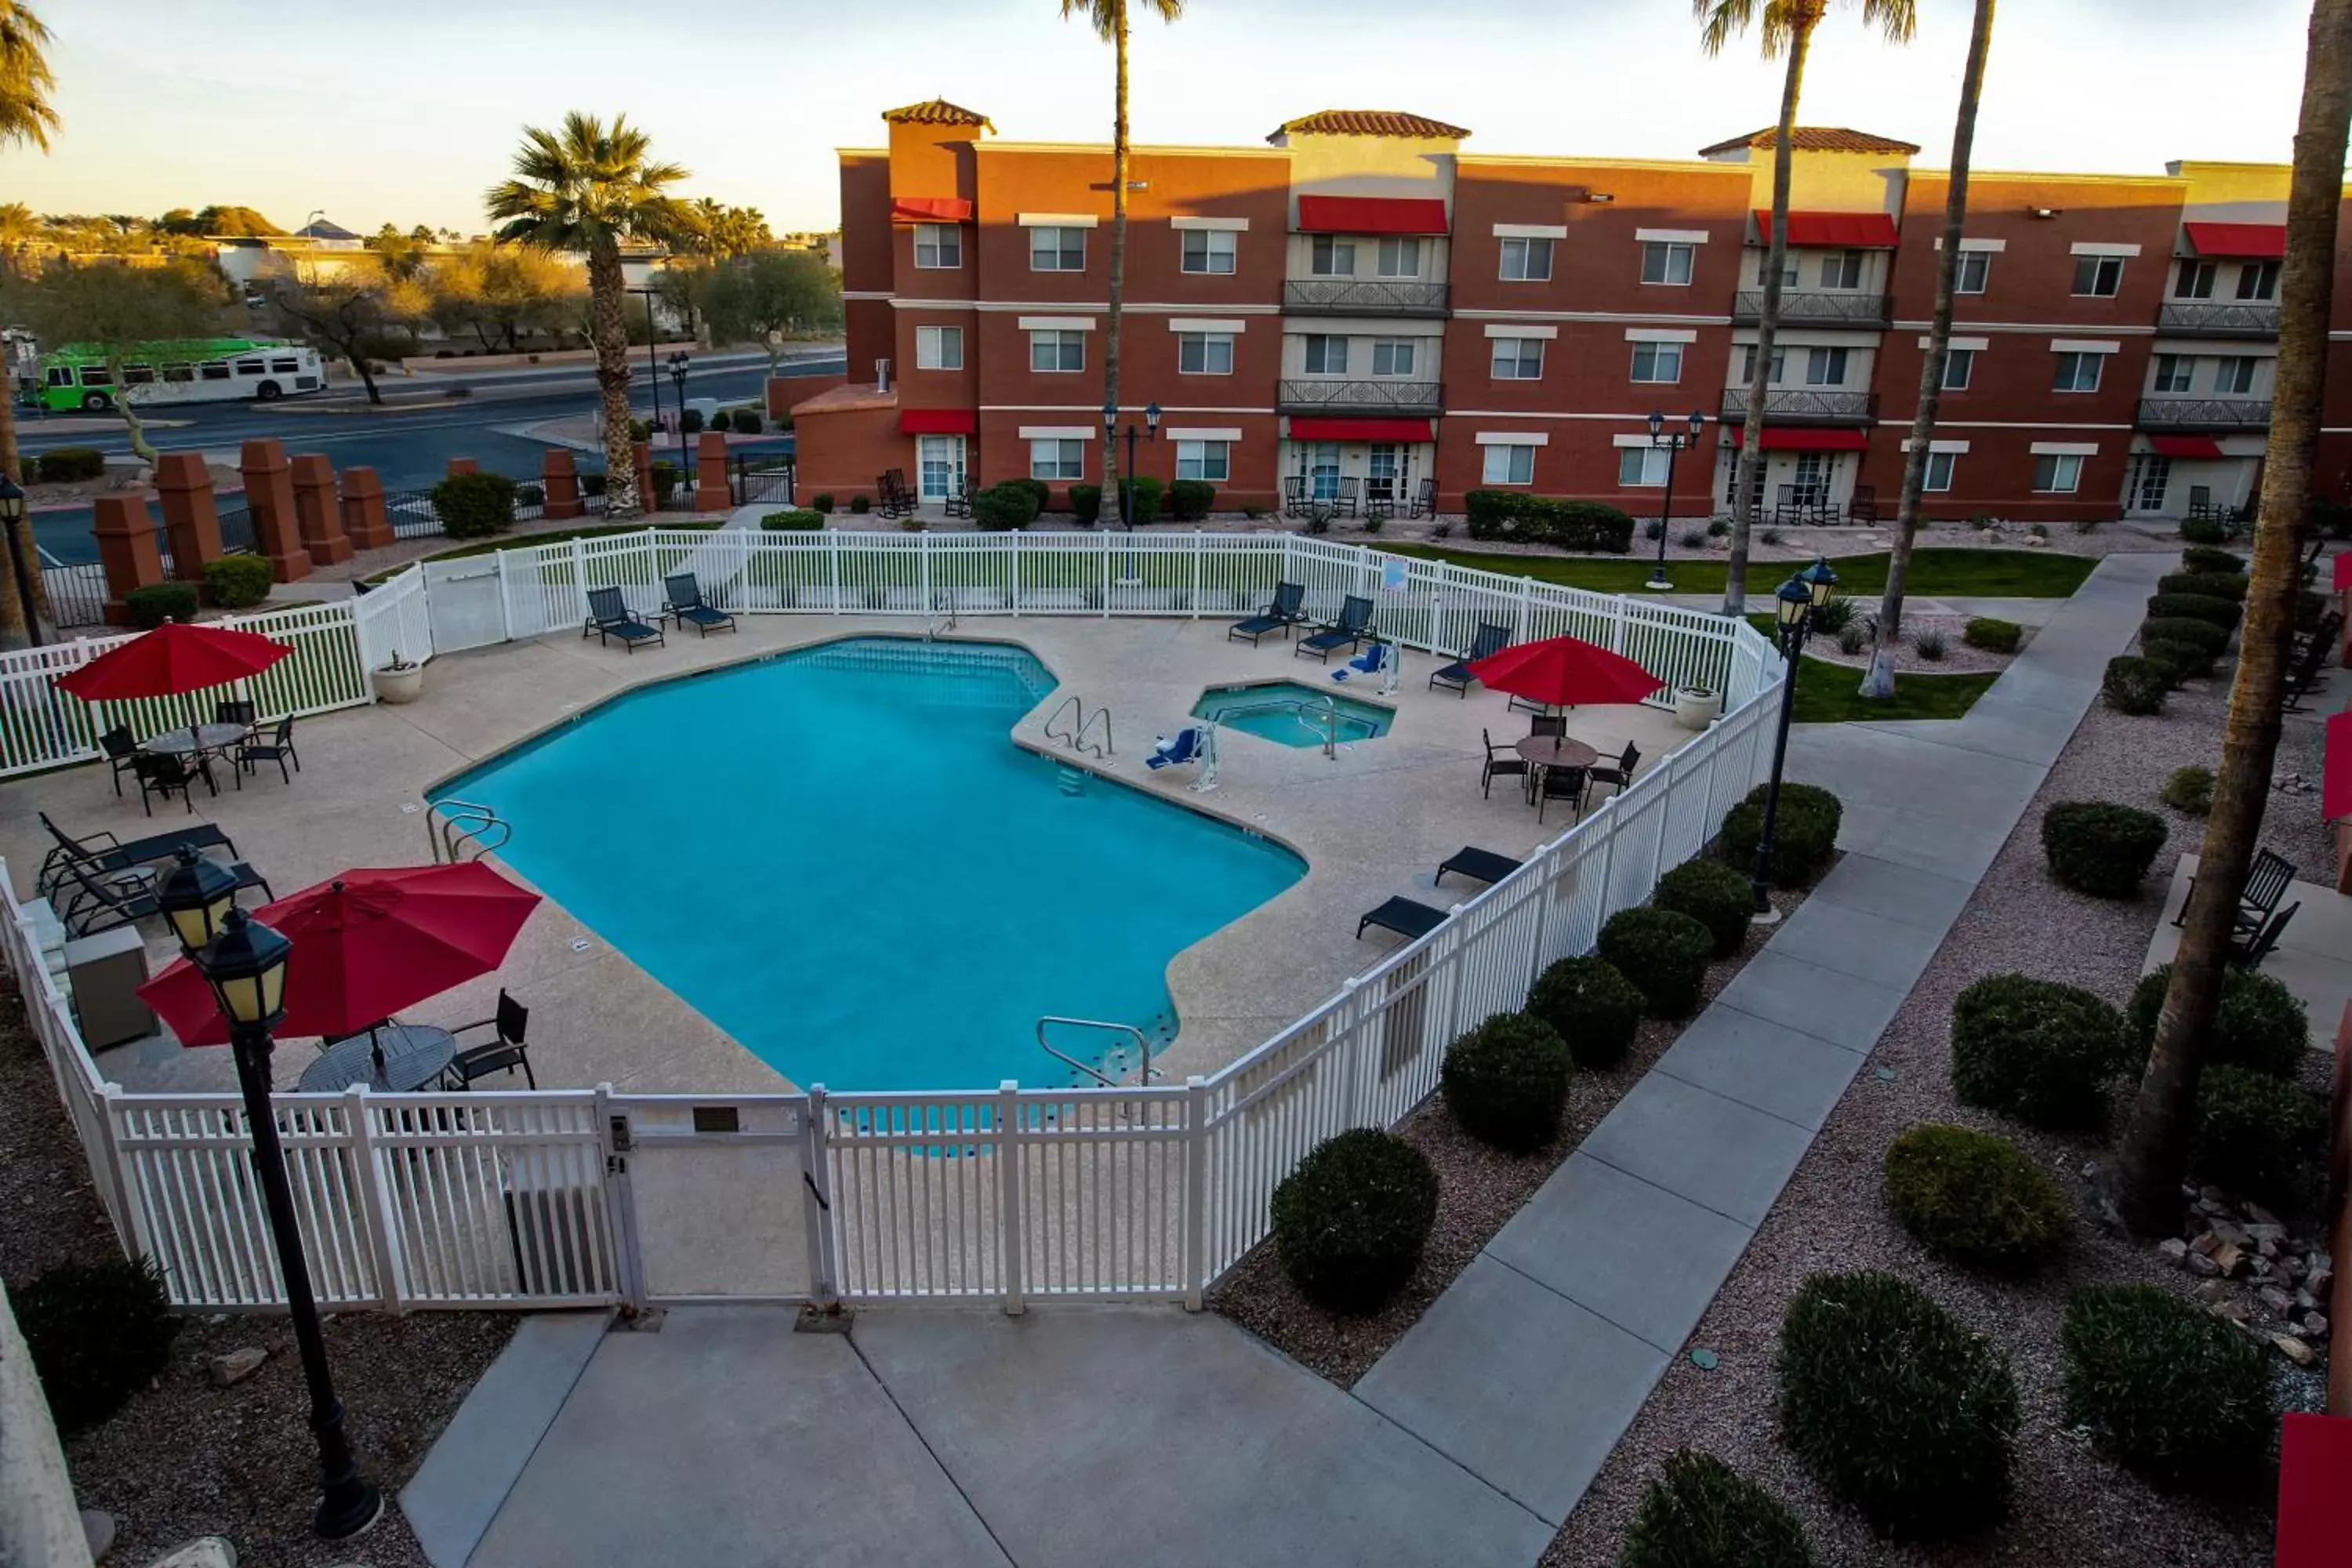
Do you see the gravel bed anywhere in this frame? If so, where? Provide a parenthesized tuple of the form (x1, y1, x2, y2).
(1544, 668, 2331, 1566)
(1798, 612, 2019, 677)
(1210, 880, 1809, 1388)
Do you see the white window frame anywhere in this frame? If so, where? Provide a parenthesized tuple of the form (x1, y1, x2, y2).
(914, 325, 964, 371)
(1617, 446, 1670, 487)
(1029, 226, 1087, 272)
(1739, 344, 1788, 386)
(1309, 235, 1356, 276)
(2152, 353, 2194, 394)
(913, 223, 962, 270)
(1029, 438, 1084, 480)
(1955, 250, 1991, 294)
(2031, 452, 2084, 493)
(2236, 260, 2281, 301)
(1803, 347, 1849, 387)
(1029, 329, 1085, 373)
(1370, 339, 1417, 378)
(1177, 331, 1234, 376)
(2175, 259, 2218, 299)
(1499, 236, 1553, 281)
(1302, 335, 1349, 376)
(1629, 341, 1683, 384)
(2212, 355, 2259, 395)
(1820, 249, 1866, 290)
(1490, 337, 1544, 380)
(1376, 236, 1421, 278)
(2071, 254, 2125, 296)
(1180, 229, 1236, 275)
(1175, 439, 1230, 482)
(1481, 442, 1537, 485)
(1923, 450, 1957, 492)
(1640, 241, 1694, 285)
(2053, 351, 2103, 393)
(1940, 347, 1974, 391)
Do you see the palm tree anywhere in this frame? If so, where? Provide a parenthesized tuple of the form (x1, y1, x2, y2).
(2115, 0, 2352, 1236)
(1696, 0, 1916, 615)
(0, 1, 58, 152)
(1860, 0, 1995, 699)
(486, 113, 690, 520)
(1061, 0, 1185, 528)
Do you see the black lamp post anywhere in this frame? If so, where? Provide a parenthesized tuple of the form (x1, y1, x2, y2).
(0, 473, 39, 647)
(155, 852, 382, 1541)
(1748, 555, 1839, 923)
(666, 351, 691, 510)
(629, 287, 662, 437)
(1642, 409, 1708, 593)
(1101, 399, 1160, 583)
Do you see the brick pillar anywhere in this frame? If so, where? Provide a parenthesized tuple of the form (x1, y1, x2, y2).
(695, 430, 731, 514)
(446, 457, 477, 480)
(633, 440, 655, 514)
(152, 452, 222, 584)
(238, 438, 310, 583)
(289, 454, 354, 565)
(340, 466, 394, 551)
(542, 449, 584, 521)
(93, 496, 166, 626)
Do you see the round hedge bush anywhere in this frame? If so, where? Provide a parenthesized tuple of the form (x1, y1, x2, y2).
(1652, 858, 1755, 959)
(2157, 571, 2249, 602)
(2060, 1284, 2274, 1489)
(2125, 964, 2307, 1080)
(13, 1257, 180, 1436)
(2180, 545, 2245, 575)
(124, 582, 200, 629)
(2179, 514, 2229, 546)
(202, 554, 275, 610)
(1442, 1012, 1573, 1152)
(2102, 655, 2169, 715)
(1777, 1271, 2019, 1541)
(2142, 638, 2212, 684)
(1620, 1449, 1816, 1568)
(1597, 907, 1715, 1020)
(1882, 1123, 2069, 1272)
(1715, 782, 1842, 889)
(1269, 1128, 1439, 1314)
(2190, 1065, 2326, 1209)
(1951, 973, 2128, 1130)
(1527, 956, 1645, 1071)
(2041, 800, 2167, 898)
(1963, 616, 2022, 654)
(2143, 592, 2242, 632)
(2141, 616, 2231, 657)
(2159, 765, 2214, 817)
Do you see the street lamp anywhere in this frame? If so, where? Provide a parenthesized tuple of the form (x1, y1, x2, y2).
(1102, 400, 1160, 583)
(628, 287, 663, 437)
(1748, 554, 1838, 924)
(152, 869, 382, 1541)
(1642, 409, 1708, 593)
(666, 352, 692, 510)
(0, 473, 40, 646)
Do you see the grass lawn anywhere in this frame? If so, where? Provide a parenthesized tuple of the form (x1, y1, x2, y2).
(1386, 543, 2096, 599)
(365, 520, 725, 583)
(1741, 613, 2002, 720)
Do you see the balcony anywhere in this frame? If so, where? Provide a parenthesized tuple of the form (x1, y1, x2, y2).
(2157, 300, 2281, 338)
(1282, 278, 1449, 317)
(1720, 387, 1877, 424)
(1733, 290, 1890, 328)
(2137, 397, 2272, 433)
(1279, 379, 1443, 415)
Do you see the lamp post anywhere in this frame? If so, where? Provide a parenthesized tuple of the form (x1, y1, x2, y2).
(1748, 555, 1838, 924)
(666, 352, 691, 511)
(1101, 400, 1160, 584)
(0, 474, 40, 646)
(1642, 409, 1708, 593)
(628, 286, 662, 438)
(154, 852, 382, 1541)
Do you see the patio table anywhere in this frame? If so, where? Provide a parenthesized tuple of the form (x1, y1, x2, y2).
(296, 1023, 458, 1094)
(1513, 735, 1599, 771)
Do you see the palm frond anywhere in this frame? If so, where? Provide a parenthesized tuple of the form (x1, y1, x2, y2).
(1059, 0, 1119, 42)
(1862, 0, 1918, 44)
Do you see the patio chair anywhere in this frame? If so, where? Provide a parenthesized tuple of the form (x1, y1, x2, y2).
(1356, 895, 1449, 943)
(441, 990, 536, 1090)
(1429, 622, 1509, 697)
(1585, 740, 1641, 804)
(1295, 594, 1374, 662)
(1846, 485, 1879, 526)
(97, 726, 141, 798)
(57, 857, 271, 938)
(584, 586, 666, 653)
(943, 479, 972, 521)
(663, 573, 737, 637)
(36, 811, 235, 898)
(1773, 483, 1801, 526)
(2281, 633, 2332, 713)
(1333, 477, 1361, 519)
(1436, 846, 1523, 887)
(1282, 475, 1308, 518)
(1229, 582, 1308, 645)
(215, 699, 258, 733)
(2230, 902, 2299, 970)
(1410, 477, 1437, 521)
(2176, 846, 2297, 936)
(234, 717, 300, 787)
(1528, 713, 1567, 739)
(1479, 729, 1529, 800)
(1366, 491, 1395, 524)
(2187, 485, 2216, 521)
(132, 753, 201, 816)
(1535, 764, 1588, 825)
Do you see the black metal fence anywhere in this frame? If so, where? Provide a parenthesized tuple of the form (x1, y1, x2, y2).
(731, 454, 795, 509)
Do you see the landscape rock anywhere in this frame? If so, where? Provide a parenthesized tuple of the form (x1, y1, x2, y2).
(2259, 1286, 2296, 1318)
(2299, 1288, 2318, 1312)
(2244, 1201, 2282, 1228)
(2245, 1222, 2287, 1244)
(2200, 1185, 2228, 1203)
(2212, 1241, 2246, 1278)
(2190, 1231, 2221, 1257)
(2304, 1313, 2330, 1341)
(2274, 1334, 2316, 1367)
(2192, 1279, 2232, 1305)
(2310, 1262, 2334, 1298)
(2158, 1238, 2189, 1265)
(2209, 1220, 2252, 1250)
(208, 1346, 267, 1388)
(2211, 1298, 2250, 1325)
(2186, 1250, 2222, 1279)
(2196, 1197, 2229, 1218)
(143, 1541, 236, 1568)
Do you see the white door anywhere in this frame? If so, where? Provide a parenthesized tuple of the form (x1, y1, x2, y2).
(916, 436, 965, 503)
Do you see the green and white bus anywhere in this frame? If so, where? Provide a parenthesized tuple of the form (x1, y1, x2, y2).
(28, 337, 326, 412)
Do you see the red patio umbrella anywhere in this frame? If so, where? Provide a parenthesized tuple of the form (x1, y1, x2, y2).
(2326, 710, 2352, 823)
(54, 621, 291, 738)
(136, 862, 542, 1047)
(1467, 634, 1665, 710)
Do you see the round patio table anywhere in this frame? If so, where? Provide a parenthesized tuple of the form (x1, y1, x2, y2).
(141, 721, 251, 759)
(296, 1024, 459, 1094)
(1514, 735, 1599, 771)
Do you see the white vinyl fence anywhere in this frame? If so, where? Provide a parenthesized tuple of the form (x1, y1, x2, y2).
(5, 529, 1780, 1313)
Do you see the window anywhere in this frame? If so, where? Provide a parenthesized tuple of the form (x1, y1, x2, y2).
(2152, 353, 2194, 394)
(270, 357, 300, 374)
(1759, 254, 1798, 288)
(1955, 250, 1992, 294)
(1302, 335, 1349, 375)
(1177, 332, 1234, 375)
(1490, 337, 1544, 379)
(2237, 260, 2281, 301)
(234, 358, 264, 375)
(1376, 237, 1421, 278)
(1370, 339, 1417, 377)
(2032, 453, 2084, 493)
(1804, 347, 1849, 387)
(913, 223, 962, 269)
(1029, 329, 1085, 373)
(1481, 443, 1536, 485)
(198, 362, 231, 381)
(1030, 439, 1083, 480)
(1617, 447, 1670, 487)
(1499, 237, 1552, 281)
(1029, 226, 1086, 271)
(162, 363, 194, 383)
(1941, 348, 1975, 391)
(915, 325, 963, 371)
(123, 364, 156, 385)
(2053, 351, 2103, 392)
(43, 365, 69, 387)
(1738, 345, 1787, 385)
(1640, 241, 1693, 285)
(1181, 229, 1236, 274)
(1310, 235, 1356, 276)
(79, 365, 111, 386)
(1923, 450, 1957, 492)
(1629, 342, 1682, 384)
(1819, 249, 1866, 289)
(2175, 259, 2217, 299)
(1175, 440, 1231, 482)
(2072, 255, 2125, 296)
(2213, 355, 2259, 394)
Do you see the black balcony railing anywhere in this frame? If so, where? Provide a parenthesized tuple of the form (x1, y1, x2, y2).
(2157, 300, 2281, 336)
(1282, 278, 1449, 315)
(2137, 397, 2272, 431)
(1278, 379, 1443, 414)
(1719, 387, 1877, 423)
(1732, 290, 1889, 325)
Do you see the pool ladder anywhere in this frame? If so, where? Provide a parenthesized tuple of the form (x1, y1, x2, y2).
(427, 798, 511, 864)
(1215, 692, 1342, 759)
(924, 589, 957, 641)
(1036, 1016, 1156, 1087)
(1043, 695, 1115, 760)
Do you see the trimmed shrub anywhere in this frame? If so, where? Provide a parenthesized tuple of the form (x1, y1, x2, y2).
(680, 407, 704, 434)
(2180, 514, 2229, 545)
(2180, 545, 2245, 575)
(2101, 655, 2168, 715)
(431, 471, 518, 539)
(1912, 626, 1949, 662)
(13, 1257, 180, 1436)
(1597, 906, 1715, 1020)
(515, 482, 545, 507)
(1963, 616, 2021, 653)
(848, 493, 870, 514)
(2190, 1065, 2327, 1207)
(2142, 638, 2212, 684)
(2142, 615, 2230, 657)
(1813, 596, 1857, 635)
(125, 582, 199, 628)
(651, 462, 681, 507)
(628, 416, 653, 441)
(1167, 478, 1216, 521)
(1441, 1012, 1573, 1152)
(2041, 800, 2167, 898)
(1950, 972, 2128, 1130)
(2159, 765, 2214, 816)
(1005, 476, 1051, 514)
(1269, 1128, 1439, 1314)
(760, 508, 824, 531)
(731, 408, 762, 434)
(34, 446, 107, 482)
(1715, 782, 1842, 889)
(1527, 956, 1645, 1071)
(201, 555, 274, 609)
(581, 473, 607, 497)
(971, 482, 1042, 531)
(2143, 592, 2241, 633)
(2158, 571, 2247, 601)
(1777, 1271, 2018, 1540)
(2125, 964, 2307, 1080)
(1461, 491, 1638, 553)
(1123, 474, 1164, 525)
(1882, 1123, 2070, 1272)
(1619, 1449, 1816, 1568)
(1653, 858, 1755, 959)
(2061, 1284, 2274, 1488)
(1836, 622, 1867, 656)
(1068, 483, 1102, 525)
(809, 492, 835, 514)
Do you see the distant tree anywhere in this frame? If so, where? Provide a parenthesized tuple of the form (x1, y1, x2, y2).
(427, 240, 585, 351)
(192, 203, 281, 237)
(0, 198, 34, 267)
(704, 247, 842, 377)
(271, 258, 425, 405)
(677, 198, 772, 258)
(154, 207, 203, 236)
(409, 224, 436, 244)
(652, 258, 722, 346)
(365, 223, 432, 282)
(6, 258, 227, 460)
(0, 1, 58, 152)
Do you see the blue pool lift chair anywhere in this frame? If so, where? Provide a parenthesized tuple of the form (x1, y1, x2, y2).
(584, 586, 666, 653)
(1229, 582, 1308, 645)
(1146, 728, 1203, 771)
(663, 573, 737, 637)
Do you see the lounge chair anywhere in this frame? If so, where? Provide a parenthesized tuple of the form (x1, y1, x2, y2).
(1436, 847, 1523, 887)
(1295, 595, 1374, 663)
(584, 586, 665, 652)
(1229, 582, 1307, 645)
(1356, 895, 1449, 943)
(37, 811, 236, 898)
(664, 573, 737, 637)
(1429, 622, 1510, 696)
(57, 857, 272, 938)
(441, 990, 537, 1090)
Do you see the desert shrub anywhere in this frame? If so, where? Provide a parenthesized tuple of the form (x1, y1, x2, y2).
(13, 1257, 180, 1436)
(1597, 906, 1715, 1020)
(2142, 615, 2230, 657)
(1441, 1012, 1573, 1152)
(1619, 1449, 1816, 1568)
(1715, 782, 1841, 889)
(1759, 526, 1784, 546)
(124, 583, 199, 628)
(2180, 546, 2245, 575)
(1950, 972, 2128, 1130)
(1167, 479, 1216, 521)
(2041, 800, 2166, 898)
(34, 446, 107, 483)
(626, 416, 651, 441)
(1653, 858, 1755, 959)
(760, 508, 824, 531)
(1679, 527, 1711, 549)
(2143, 592, 2241, 632)
(2180, 515, 2228, 545)
(1882, 1123, 2069, 1272)
(201, 555, 274, 610)
(1527, 956, 1645, 1071)
(2159, 765, 2214, 816)
(1005, 476, 1050, 514)
(1777, 1272, 2018, 1540)
(2101, 655, 2168, 715)
(809, 492, 834, 514)
(1963, 617, 2021, 653)
(1305, 506, 1333, 535)
(848, 494, 870, 514)
(971, 482, 1042, 531)
(2158, 571, 2247, 601)
(680, 407, 704, 434)
(2125, 964, 2309, 1081)
(731, 408, 762, 434)
(1269, 1128, 1439, 1314)
(2142, 638, 2212, 684)
(1912, 626, 1948, 662)
(1836, 623, 1867, 655)
(1461, 492, 1637, 552)
(1812, 596, 1857, 635)
(1707, 517, 1731, 539)
(2190, 1065, 2327, 1207)
(1068, 483, 1102, 525)
(2061, 1284, 2274, 1488)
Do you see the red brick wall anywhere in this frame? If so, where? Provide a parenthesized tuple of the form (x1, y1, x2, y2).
(793, 402, 906, 509)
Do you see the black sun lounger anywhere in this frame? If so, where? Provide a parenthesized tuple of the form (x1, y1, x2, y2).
(1229, 582, 1307, 645)
(1356, 896, 1450, 942)
(585, 586, 666, 652)
(1436, 848, 1523, 887)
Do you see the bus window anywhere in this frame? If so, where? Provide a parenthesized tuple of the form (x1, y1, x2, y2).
(199, 363, 231, 381)
(162, 365, 195, 383)
(44, 367, 71, 387)
(123, 365, 157, 385)
(79, 366, 112, 387)
(269, 357, 299, 373)
(234, 359, 264, 376)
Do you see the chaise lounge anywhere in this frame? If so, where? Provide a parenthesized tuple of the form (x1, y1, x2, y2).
(1429, 622, 1511, 697)
(663, 573, 737, 637)
(1229, 582, 1308, 645)
(584, 586, 666, 652)
(1356, 895, 1450, 943)
(1296, 594, 1374, 663)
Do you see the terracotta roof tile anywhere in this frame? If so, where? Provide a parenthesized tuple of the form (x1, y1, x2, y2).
(1697, 126, 1921, 157)
(882, 99, 994, 132)
(1271, 110, 1471, 143)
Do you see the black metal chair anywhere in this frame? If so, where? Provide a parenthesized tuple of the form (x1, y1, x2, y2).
(584, 586, 665, 652)
(132, 753, 200, 816)
(1282, 475, 1308, 518)
(1846, 485, 1878, 526)
(2187, 485, 2216, 521)
(1535, 764, 1588, 824)
(235, 717, 299, 786)
(943, 480, 972, 521)
(1529, 713, 1567, 739)
(1410, 477, 1437, 520)
(1295, 594, 1374, 662)
(1479, 729, 1528, 800)
(215, 699, 258, 732)
(1333, 477, 1361, 519)
(1431, 622, 1510, 696)
(36, 811, 235, 899)
(98, 726, 141, 797)
(56, 857, 271, 938)
(2230, 902, 2299, 970)
(2281, 633, 2333, 713)
(663, 573, 736, 637)
(1773, 483, 1801, 526)
(1366, 490, 1395, 524)
(441, 990, 536, 1090)
(1585, 740, 1641, 804)
(2177, 846, 2297, 937)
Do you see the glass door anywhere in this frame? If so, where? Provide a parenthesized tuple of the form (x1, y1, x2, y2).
(1791, 452, 1828, 509)
(916, 435, 965, 502)
(2128, 453, 2172, 515)
(1367, 444, 1402, 503)
(1294, 441, 1341, 502)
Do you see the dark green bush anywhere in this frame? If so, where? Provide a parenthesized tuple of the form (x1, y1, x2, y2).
(1962, 617, 2021, 654)
(1813, 595, 1856, 635)
(1527, 955, 1646, 1071)
(1597, 906, 1715, 1020)
(1120, 474, 1164, 525)
(848, 493, 870, 514)
(1653, 858, 1754, 959)
(2190, 1065, 2326, 1207)
(971, 482, 1042, 531)
(2125, 964, 2307, 1081)
(1777, 1271, 2018, 1541)
(2180, 546, 2245, 575)
(1619, 1449, 1816, 1568)
(581, 473, 607, 497)
(2041, 800, 2167, 898)
(2142, 638, 2212, 684)
(2061, 1284, 2274, 1488)
(2180, 515, 2229, 545)
(13, 1257, 180, 1435)
(1167, 479, 1216, 521)
(2102, 655, 2169, 714)
(1950, 972, 2128, 1131)
(1715, 782, 1842, 889)
(1269, 1128, 1439, 1314)
(2143, 592, 2241, 632)
(1882, 1123, 2070, 1272)
(1005, 476, 1051, 514)
(201, 555, 274, 609)
(1462, 492, 1637, 553)
(514, 482, 545, 507)
(2158, 572, 2247, 602)
(651, 462, 682, 507)
(626, 416, 651, 441)
(34, 446, 107, 483)
(760, 508, 824, 531)
(125, 582, 200, 628)
(731, 408, 762, 434)
(809, 491, 834, 514)
(2142, 616, 2230, 657)
(680, 407, 704, 434)
(1441, 1011, 1573, 1152)
(2158, 765, 2214, 816)
(1069, 484, 1102, 525)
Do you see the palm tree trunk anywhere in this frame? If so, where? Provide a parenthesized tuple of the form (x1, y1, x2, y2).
(588, 245, 641, 518)
(1100, 1, 1129, 531)
(2114, 0, 2352, 1235)
(1862, 0, 1995, 699)
(1725, 20, 1813, 615)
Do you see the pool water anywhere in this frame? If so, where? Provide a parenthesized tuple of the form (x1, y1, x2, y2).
(1192, 681, 1393, 747)
(434, 637, 1304, 1091)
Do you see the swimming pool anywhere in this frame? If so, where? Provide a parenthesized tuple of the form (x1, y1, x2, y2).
(434, 637, 1305, 1091)
(1192, 681, 1393, 747)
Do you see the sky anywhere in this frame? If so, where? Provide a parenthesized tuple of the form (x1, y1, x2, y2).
(5, 0, 2319, 236)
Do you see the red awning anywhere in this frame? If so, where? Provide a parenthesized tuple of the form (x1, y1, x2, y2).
(2147, 434, 2226, 459)
(1724, 427, 1869, 452)
(890, 196, 974, 224)
(1289, 416, 1436, 441)
(1295, 196, 1450, 236)
(2325, 712, 2352, 822)
(899, 408, 976, 435)
(2183, 221, 2285, 259)
(1752, 210, 1900, 249)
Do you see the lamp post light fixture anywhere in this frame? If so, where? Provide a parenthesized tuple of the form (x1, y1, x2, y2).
(153, 875, 382, 1541)
(1642, 409, 1708, 594)
(1101, 400, 1161, 584)
(0, 473, 39, 646)
(1748, 554, 1838, 924)
(629, 286, 663, 437)
(666, 351, 692, 508)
